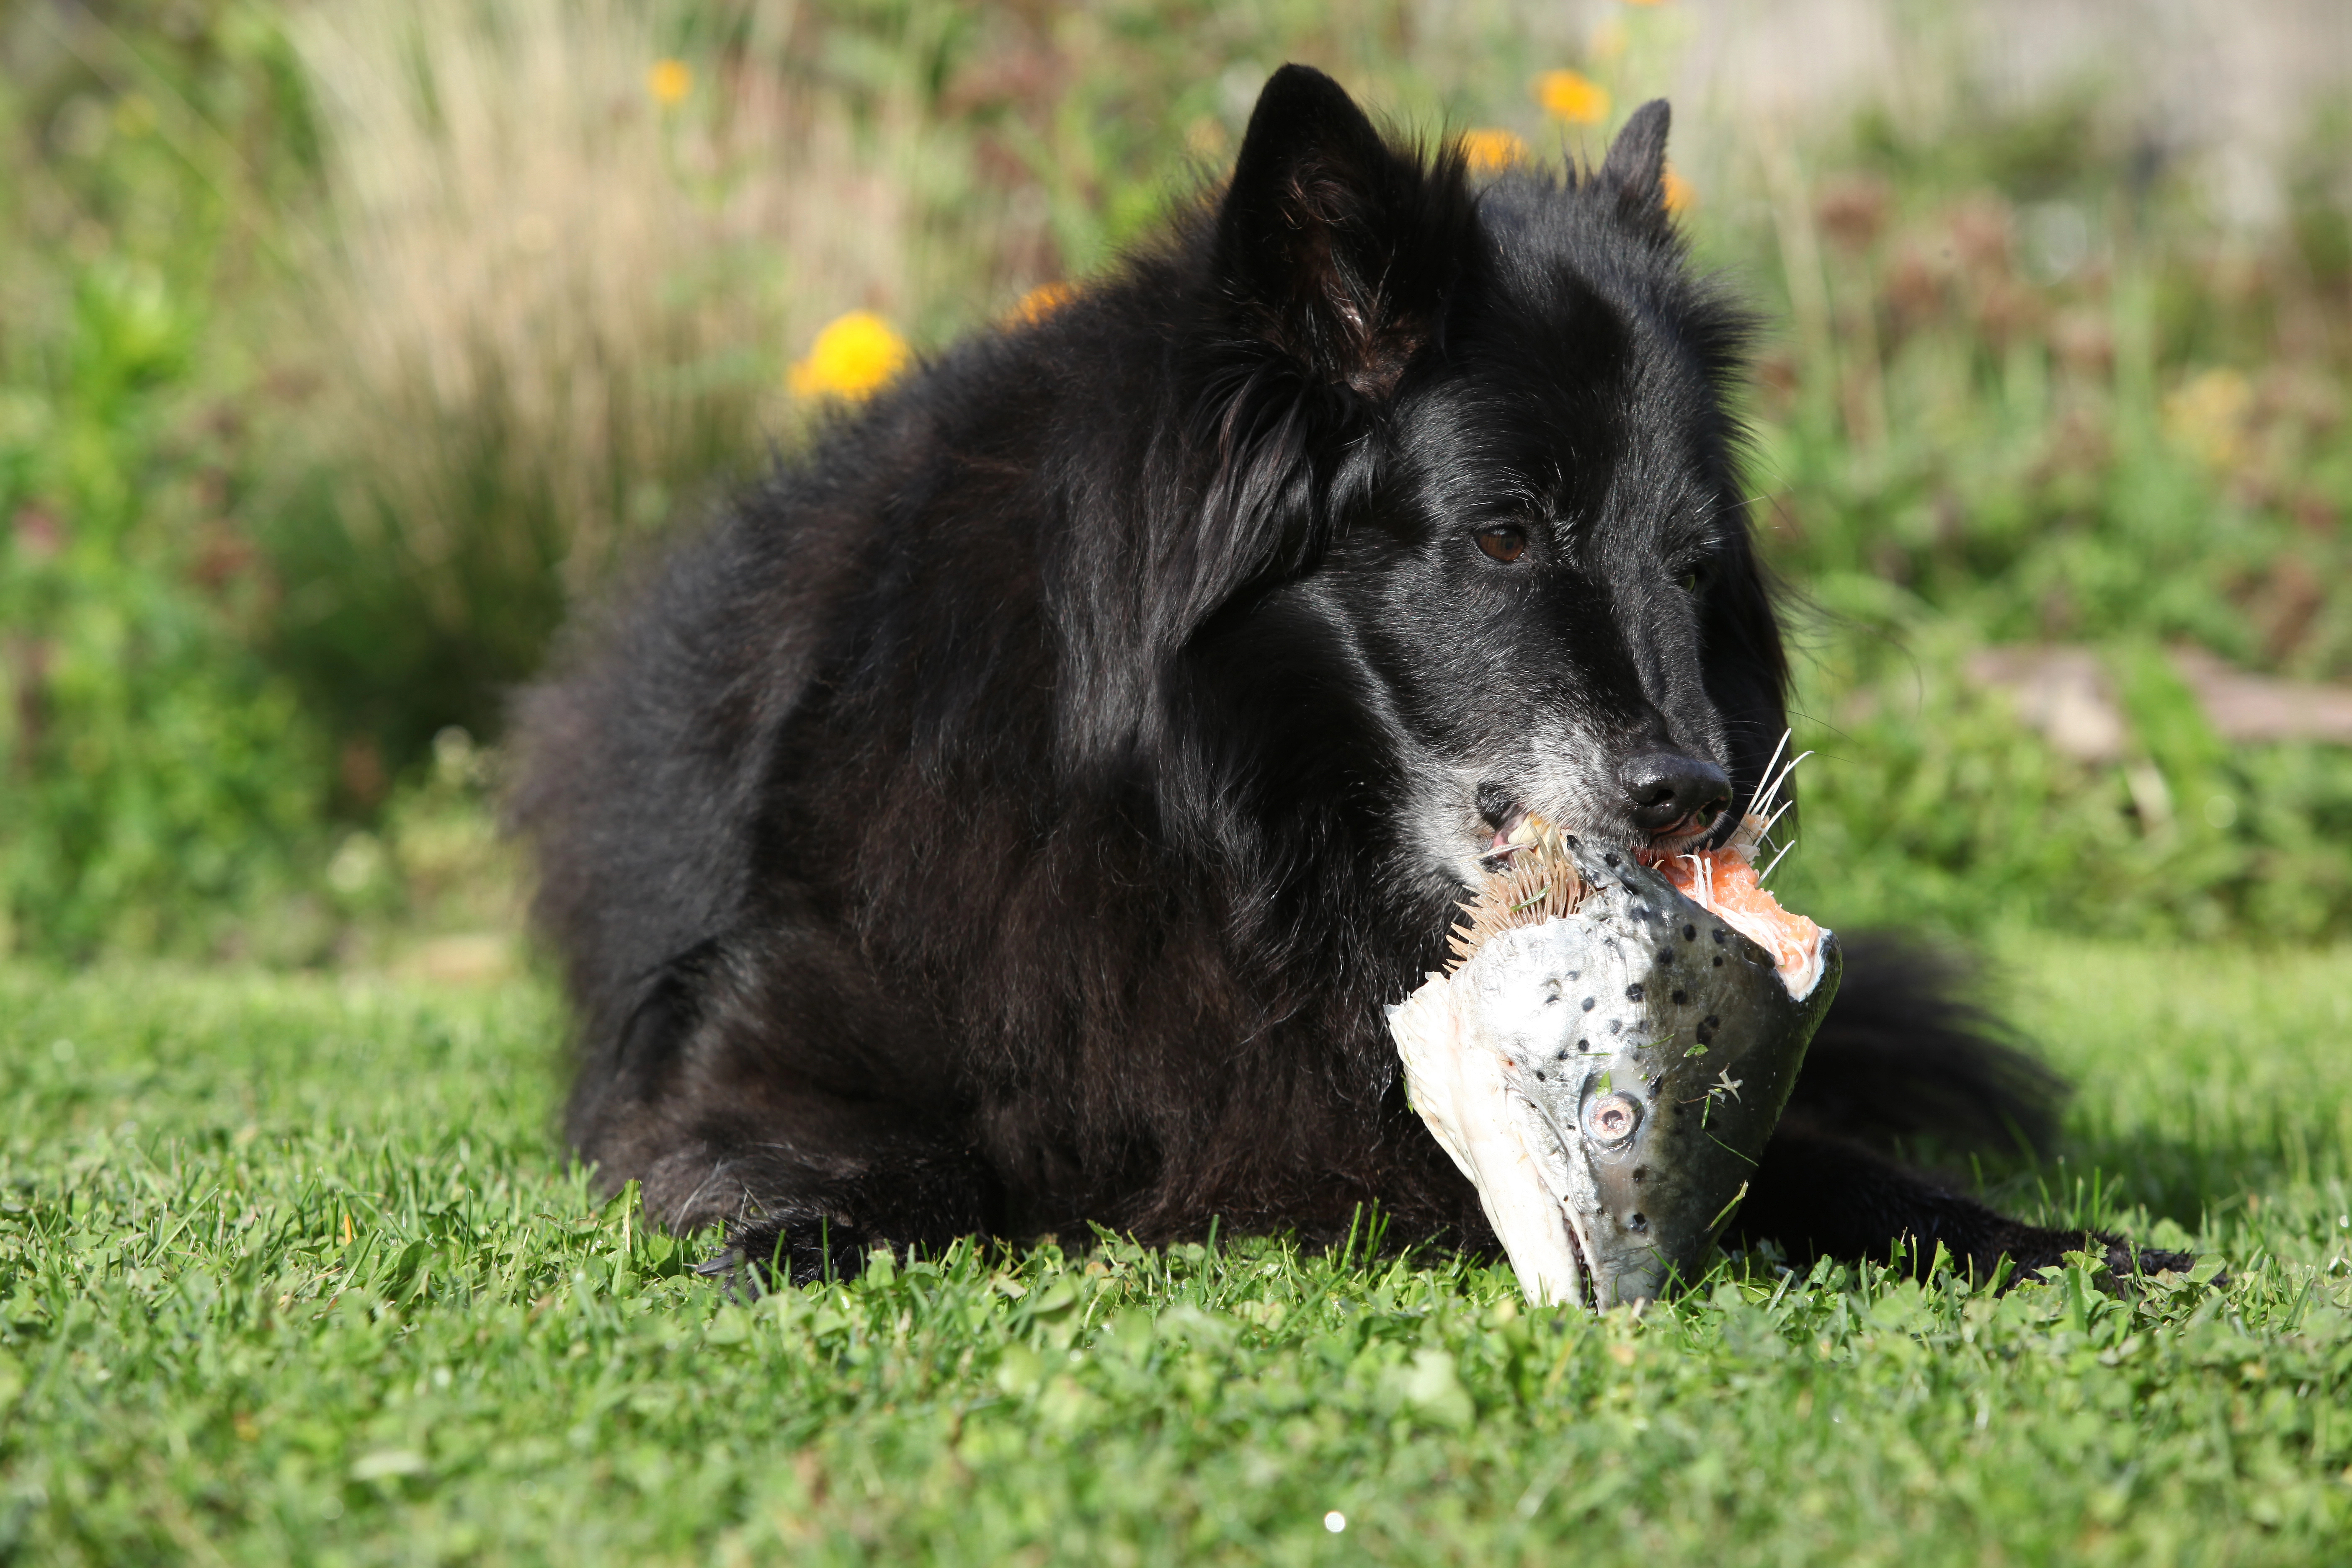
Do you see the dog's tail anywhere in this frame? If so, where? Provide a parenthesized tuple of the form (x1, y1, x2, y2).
(1786, 932, 2066, 1160)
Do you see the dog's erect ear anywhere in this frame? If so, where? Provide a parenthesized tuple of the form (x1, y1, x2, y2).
(1599, 99, 1673, 222)
(1215, 64, 1468, 400)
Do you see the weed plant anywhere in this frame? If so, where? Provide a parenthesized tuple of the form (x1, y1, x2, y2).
(1744, 92, 2352, 939)
(0, 259, 331, 960)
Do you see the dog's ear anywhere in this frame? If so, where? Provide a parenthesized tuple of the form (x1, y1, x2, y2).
(1215, 64, 1468, 400)
(1598, 99, 1673, 225)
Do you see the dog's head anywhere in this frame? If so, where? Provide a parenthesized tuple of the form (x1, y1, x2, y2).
(1181, 67, 1788, 897)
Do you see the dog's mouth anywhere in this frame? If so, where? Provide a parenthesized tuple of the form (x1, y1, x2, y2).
(1474, 803, 1532, 861)
(1475, 798, 1731, 871)
(1648, 807, 1738, 857)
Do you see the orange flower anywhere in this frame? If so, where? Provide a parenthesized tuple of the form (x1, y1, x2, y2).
(789, 312, 910, 400)
(1011, 282, 1076, 325)
(1662, 164, 1695, 214)
(1460, 128, 1529, 173)
(647, 58, 692, 108)
(1535, 70, 1610, 127)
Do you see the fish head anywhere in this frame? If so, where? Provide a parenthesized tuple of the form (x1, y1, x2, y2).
(1446, 838, 1840, 1308)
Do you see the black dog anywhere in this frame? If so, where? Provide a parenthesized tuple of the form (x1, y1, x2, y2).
(515, 66, 2176, 1292)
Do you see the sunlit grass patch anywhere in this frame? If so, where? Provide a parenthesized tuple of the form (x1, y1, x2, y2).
(0, 952, 2345, 1563)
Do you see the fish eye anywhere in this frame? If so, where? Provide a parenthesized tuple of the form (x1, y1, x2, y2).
(1475, 526, 1528, 564)
(1586, 1091, 1642, 1145)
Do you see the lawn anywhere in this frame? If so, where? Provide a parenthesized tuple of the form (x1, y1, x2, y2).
(1, 942, 2347, 1565)
(4, 5, 2349, 1564)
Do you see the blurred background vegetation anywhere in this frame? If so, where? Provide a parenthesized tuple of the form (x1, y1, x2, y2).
(0, 0, 2347, 969)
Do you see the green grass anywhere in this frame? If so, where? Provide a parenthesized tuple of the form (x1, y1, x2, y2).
(2, 947, 2348, 1565)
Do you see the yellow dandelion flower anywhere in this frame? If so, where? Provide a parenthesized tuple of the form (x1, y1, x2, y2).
(1011, 281, 1076, 325)
(1460, 128, 1529, 173)
(647, 58, 693, 108)
(1535, 70, 1610, 127)
(1662, 164, 1695, 214)
(788, 312, 910, 401)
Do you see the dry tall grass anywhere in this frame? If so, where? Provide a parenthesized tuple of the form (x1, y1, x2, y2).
(291, 0, 926, 619)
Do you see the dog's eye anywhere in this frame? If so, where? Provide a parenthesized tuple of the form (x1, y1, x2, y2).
(1475, 526, 1528, 564)
(1677, 563, 1707, 593)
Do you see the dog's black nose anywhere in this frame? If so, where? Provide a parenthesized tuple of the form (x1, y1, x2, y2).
(1617, 752, 1733, 836)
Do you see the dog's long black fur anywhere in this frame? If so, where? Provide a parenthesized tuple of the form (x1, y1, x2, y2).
(514, 67, 2181, 1290)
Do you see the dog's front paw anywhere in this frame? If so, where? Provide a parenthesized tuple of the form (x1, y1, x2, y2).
(697, 1214, 872, 1292)
(2101, 1238, 2210, 1282)
(1986, 1227, 2213, 1291)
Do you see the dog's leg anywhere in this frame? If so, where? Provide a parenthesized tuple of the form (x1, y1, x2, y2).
(675, 1129, 997, 1291)
(570, 934, 1000, 1288)
(623, 1092, 996, 1289)
(1730, 1125, 2197, 1284)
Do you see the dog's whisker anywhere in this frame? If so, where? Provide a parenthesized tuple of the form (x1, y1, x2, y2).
(1754, 746, 1812, 819)
(1745, 729, 1792, 819)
